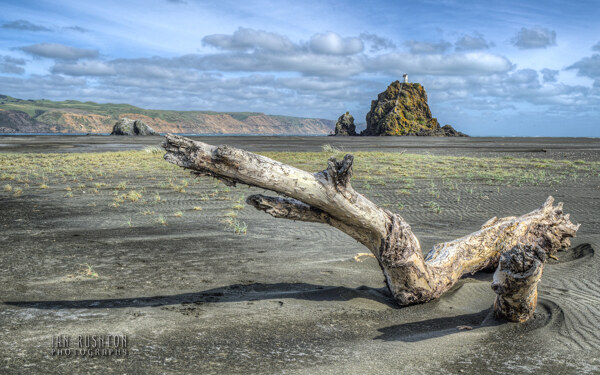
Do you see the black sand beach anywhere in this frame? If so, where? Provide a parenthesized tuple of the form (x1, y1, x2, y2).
(1, 136, 599, 374)
(1, 135, 600, 160)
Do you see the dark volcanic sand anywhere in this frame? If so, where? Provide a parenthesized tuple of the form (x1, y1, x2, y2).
(1, 135, 600, 161)
(1, 136, 599, 374)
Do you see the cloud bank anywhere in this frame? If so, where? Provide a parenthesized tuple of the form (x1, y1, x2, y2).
(20, 43, 99, 60)
(511, 27, 557, 49)
(2, 19, 51, 32)
(0, 0, 598, 137)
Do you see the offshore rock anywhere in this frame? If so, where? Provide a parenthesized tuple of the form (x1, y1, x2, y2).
(334, 112, 357, 136)
(111, 118, 158, 136)
(362, 81, 467, 136)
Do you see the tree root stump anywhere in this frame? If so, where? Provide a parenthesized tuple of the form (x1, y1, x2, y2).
(492, 245, 547, 322)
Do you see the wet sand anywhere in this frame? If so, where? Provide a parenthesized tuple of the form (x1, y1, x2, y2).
(1, 136, 599, 374)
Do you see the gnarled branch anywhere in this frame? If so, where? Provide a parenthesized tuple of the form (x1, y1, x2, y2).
(163, 134, 579, 312)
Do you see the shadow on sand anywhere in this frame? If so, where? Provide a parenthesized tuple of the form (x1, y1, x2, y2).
(4, 282, 399, 309)
(375, 308, 499, 342)
(4, 283, 515, 343)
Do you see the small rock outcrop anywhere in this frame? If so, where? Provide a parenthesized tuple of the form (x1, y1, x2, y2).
(0, 126, 16, 133)
(416, 124, 467, 137)
(110, 118, 158, 136)
(362, 81, 467, 136)
(334, 112, 357, 136)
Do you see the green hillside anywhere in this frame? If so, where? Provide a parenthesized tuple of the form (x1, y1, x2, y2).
(0, 94, 265, 121)
(0, 95, 334, 134)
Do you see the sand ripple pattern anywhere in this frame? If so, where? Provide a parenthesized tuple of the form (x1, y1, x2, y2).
(539, 243, 600, 350)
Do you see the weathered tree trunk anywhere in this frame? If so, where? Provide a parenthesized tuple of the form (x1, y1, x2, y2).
(162, 135, 579, 309)
(491, 245, 547, 322)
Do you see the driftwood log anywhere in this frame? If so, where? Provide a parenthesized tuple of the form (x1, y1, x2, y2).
(492, 245, 547, 322)
(162, 135, 579, 314)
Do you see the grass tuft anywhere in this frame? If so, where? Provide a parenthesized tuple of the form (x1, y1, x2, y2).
(321, 144, 341, 153)
(425, 201, 442, 214)
(224, 216, 247, 235)
(127, 190, 142, 202)
(79, 263, 99, 278)
(144, 145, 164, 155)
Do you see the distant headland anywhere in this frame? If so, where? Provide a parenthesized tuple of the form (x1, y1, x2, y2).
(0, 95, 334, 135)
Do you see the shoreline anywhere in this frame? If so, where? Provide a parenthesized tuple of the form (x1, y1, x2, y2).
(1, 132, 599, 139)
(1, 135, 599, 161)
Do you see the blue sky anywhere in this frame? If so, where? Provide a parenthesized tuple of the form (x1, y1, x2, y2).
(1, 0, 599, 136)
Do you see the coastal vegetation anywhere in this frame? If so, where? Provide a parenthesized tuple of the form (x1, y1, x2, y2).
(1, 148, 597, 236)
(1, 150, 598, 196)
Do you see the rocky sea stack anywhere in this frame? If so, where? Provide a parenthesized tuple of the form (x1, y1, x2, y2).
(111, 118, 158, 136)
(362, 81, 467, 137)
(333, 112, 357, 136)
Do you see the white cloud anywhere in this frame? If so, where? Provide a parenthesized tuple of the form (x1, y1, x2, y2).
(20, 43, 98, 60)
(63, 26, 89, 33)
(372, 52, 513, 75)
(511, 27, 557, 49)
(192, 51, 366, 77)
(199, 29, 366, 75)
(421, 70, 595, 111)
(506, 68, 538, 83)
(567, 53, 600, 86)
(52, 60, 116, 76)
(309, 32, 363, 55)
(541, 68, 558, 83)
(0, 55, 26, 74)
(455, 34, 492, 51)
(359, 33, 396, 52)
(404, 40, 451, 54)
(203, 27, 296, 53)
(2, 19, 51, 32)
(278, 77, 356, 93)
